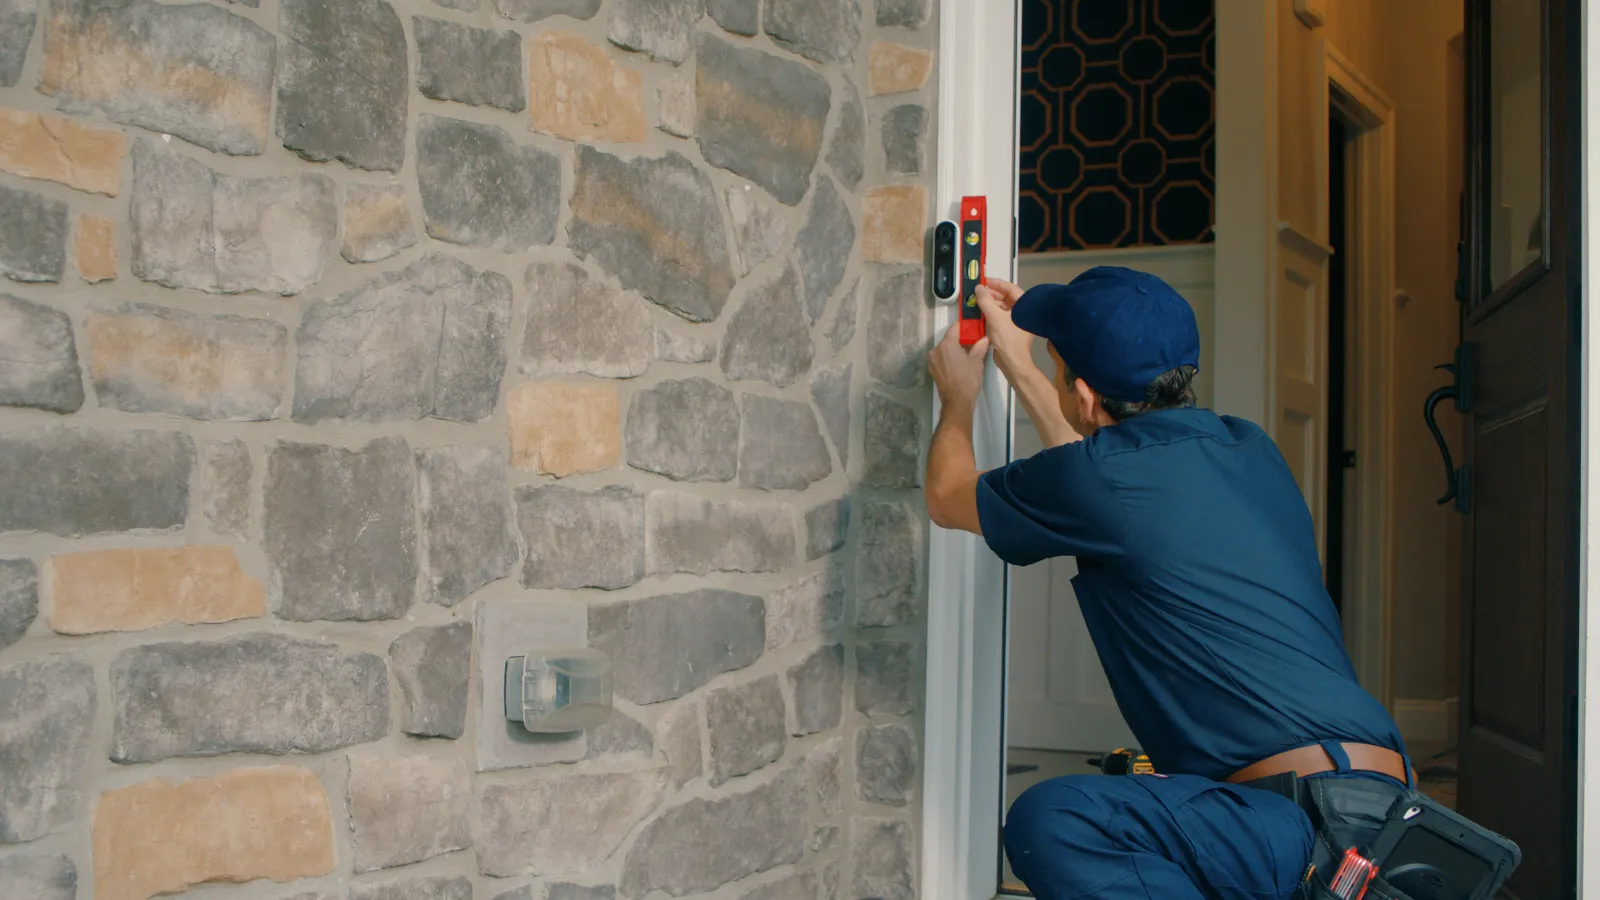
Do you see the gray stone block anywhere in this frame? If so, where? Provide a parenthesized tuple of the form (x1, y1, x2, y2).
(110, 632, 387, 762)
(278, 0, 407, 170)
(804, 496, 851, 561)
(522, 260, 652, 379)
(795, 177, 855, 323)
(788, 644, 844, 736)
(295, 254, 512, 424)
(201, 439, 252, 536)
(0, 655, 94, 844)
(492, 0, 598, 21)
(765, 0, 860, 64)
(474, 599, 587, 771)
(0, 427, 192, 537)
(657, 699, 702, 788)
(882, 104, 928, 175)
(88, 303, 287, 420)
(739, 395, 831, 491)
(608, 0, 697, 64)
(130, 140, 337, 296)
(589, 590, 765, 705)
(706, 675, 786, 785)
(349, 754, 472, 872)
(390, 621, 473, 739)
(516, 485, 644, 591)
(696, 35, 831, 206)
(584, 710, 653, 761)
(419, 446, 519, 606)
(0, 559, 37, 652)
(811, 824, 840, 852)
(824, 279, 860, 353)
(821, 862, 840, 900)
(868, 270, 929, 389)
(706, 0, 757, 37)
(625, 378, 738, 482)
(849, 818, 915, 900)
(0, 185, 66, 284)
(855, 641, 915, 718)
(857, 502, 921, 627)
(41, 0, 274, 155)
(342, 181, 417, 264)
(656, 71, 694, 138)
(416, 16, 525, 112)
(570, 146, 733, 322)
(0, 294, 82, 413)
(856, 724, 916, 806)
(549, 886, 615, 900)
(493, 889, 535, 900)
(863, 392, 920, 489)
(654, 328, 716, 364)
(0, 0, 36, 87)
(809, 362, 853, 469)
(741, 872, 816, 900)
(0, 854, 76, 900)
(877, 0, 929, 28)
(826, 79, 865, 190)
(620, 765, 807, 897)
(263, 438, 418, 621)
(477, 770, 669, 877)
(430, 0, 476, 12)
(805, 736, 842, 815)
(766, 569, 845, 652)
(647, 492, 795, 576)
(418, 115, 561, 252)
(724, 184, 791, 277)
(351, 876, 473, 900)
(721, 265, 814, 388)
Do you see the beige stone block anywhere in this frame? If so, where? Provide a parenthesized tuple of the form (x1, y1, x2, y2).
(508, 381, 621, 477)
(861, 185, 928, 264)
(92, 767, 335, 900)
(868, 41, 932, 96)
(0, 109, 125, 196)
(47, 545, 265, 634)
(76, 214, 116, 282)
(527, 30, 647, 144)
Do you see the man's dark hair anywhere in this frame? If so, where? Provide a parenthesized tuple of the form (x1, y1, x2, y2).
(1065, 365, 1198, 423)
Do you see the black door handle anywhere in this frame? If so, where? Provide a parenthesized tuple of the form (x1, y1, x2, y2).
(1424, 381, 1459, 507)
(1424, 344, 1472, 513)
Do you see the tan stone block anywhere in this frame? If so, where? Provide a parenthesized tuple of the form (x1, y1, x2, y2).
(48, 545, 265, 634)
(86, 304, 287, 420)
(861, 185, 928, 264)
(92, 767, 335, 900)
(0, 109, 125, 196)
(508, 381, 621, 477)
(527, 31, 647, 144)
(76, 214, 116, 282)
(868, 41, 932, 96)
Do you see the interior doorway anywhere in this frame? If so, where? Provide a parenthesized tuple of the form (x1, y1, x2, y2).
(1326, 112, 1350, 617)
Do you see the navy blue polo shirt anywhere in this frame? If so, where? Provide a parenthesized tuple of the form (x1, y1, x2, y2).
(977, 407, 1404, 780)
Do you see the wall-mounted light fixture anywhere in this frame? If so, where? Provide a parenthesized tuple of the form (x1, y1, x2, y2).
(503, 648, 612, 734)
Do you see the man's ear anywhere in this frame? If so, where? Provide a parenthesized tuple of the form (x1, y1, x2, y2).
(1073, 377, 1100, 419)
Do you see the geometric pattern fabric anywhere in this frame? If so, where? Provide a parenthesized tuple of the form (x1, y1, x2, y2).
(1019, 0, 1216, 251)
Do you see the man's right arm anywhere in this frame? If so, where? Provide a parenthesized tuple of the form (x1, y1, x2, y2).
(974, 282, 1078, 448)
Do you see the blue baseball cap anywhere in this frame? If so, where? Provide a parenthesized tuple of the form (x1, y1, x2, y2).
(1011, 266, 1200, 403)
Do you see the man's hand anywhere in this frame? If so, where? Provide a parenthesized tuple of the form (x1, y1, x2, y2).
(974, 279, 1036, 381)
(927, 321, 990, 410)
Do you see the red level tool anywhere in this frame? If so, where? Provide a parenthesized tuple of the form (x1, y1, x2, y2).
(959, 195, 987, 346)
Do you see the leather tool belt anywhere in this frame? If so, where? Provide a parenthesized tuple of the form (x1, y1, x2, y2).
(1226, 741, 1414, 786)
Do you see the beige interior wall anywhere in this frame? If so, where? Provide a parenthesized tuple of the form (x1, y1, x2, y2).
(1277, 0, 1466, 712)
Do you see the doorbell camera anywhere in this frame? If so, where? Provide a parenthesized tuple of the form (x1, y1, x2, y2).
(932, 220, 959, 302)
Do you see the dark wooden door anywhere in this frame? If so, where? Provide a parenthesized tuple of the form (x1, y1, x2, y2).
(1457, 0, 1579, 895)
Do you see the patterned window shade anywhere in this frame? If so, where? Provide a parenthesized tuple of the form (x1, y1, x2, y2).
(1019, 0, 1216, 252)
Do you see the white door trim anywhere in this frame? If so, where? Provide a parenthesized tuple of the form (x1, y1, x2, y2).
(1319, 41, 1399, 714)
(921, 1, 1017, 899)
(1576, 0, 1598, 890)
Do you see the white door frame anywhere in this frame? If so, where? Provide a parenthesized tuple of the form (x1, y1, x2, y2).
(925, 2, 1599, 898)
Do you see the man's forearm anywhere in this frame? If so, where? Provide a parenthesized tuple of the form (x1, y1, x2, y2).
(925, 396, 983, 533)
(1007, 364, 1079, 447)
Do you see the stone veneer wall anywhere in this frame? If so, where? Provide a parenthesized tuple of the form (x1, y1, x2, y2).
(0, 0, 938, 897)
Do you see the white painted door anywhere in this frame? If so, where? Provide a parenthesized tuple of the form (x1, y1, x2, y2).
(1002, 249, 1215, 754)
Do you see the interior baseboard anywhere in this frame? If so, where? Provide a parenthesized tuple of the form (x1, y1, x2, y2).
(1393, 697, 1460, 745)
